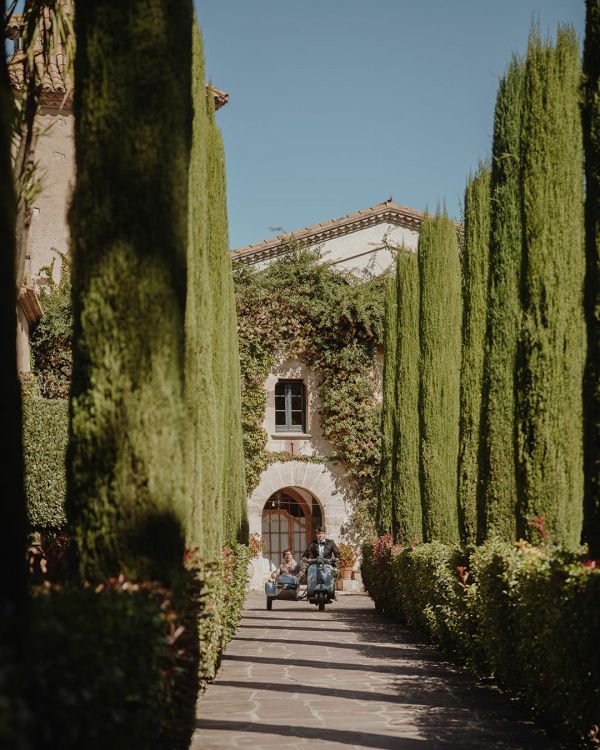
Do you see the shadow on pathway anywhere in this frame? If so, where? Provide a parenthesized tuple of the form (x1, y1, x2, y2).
(192, 591, 557, 750)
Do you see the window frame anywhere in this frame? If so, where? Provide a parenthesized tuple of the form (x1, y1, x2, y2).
(274, 379, 306, 433)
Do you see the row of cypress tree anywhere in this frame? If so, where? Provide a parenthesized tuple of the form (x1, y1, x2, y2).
(65, 0, 246, 582)
(377, 212, 462, 545)
(379, 19, 596, 550)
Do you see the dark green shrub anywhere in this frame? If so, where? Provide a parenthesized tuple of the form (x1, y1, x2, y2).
(27, 575, 200, 750)
(362, 537, 600, 747)
(362, 538, 469, 657)
(22, 398, 68, 531)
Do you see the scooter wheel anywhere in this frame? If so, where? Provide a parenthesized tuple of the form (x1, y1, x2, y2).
(318, 598, 325, 611)
(266, 597, 273, 611)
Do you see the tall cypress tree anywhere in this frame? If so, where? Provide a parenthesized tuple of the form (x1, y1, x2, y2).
(185, 25, 247, 555)
(185, 24, 218, 556)
(377, 274, 397, 534)
(205, 101, 247, 547)
(392, 251, 422, 544)
(68, 0, 193, 582)
(480, 57, 525, 542)
(582, 0, 600, 557)
(0, 1, 27, 739)
(457, 164, 491, 544)
(518, 26, 586, 547)
(418, 213, 462, 544)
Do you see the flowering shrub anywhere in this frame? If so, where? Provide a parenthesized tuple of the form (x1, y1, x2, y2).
(337, 542, 358, 568)
(362, 537, 600, 747)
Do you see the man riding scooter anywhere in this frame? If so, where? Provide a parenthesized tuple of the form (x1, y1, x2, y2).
(303, 527, 340, 565)
(301, 527, 340, 611)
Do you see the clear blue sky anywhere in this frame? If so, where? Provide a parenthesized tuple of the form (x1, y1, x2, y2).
(195, 0, 585, 250)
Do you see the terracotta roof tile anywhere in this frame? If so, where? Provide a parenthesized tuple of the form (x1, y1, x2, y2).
(6, 7, 73, 109)
(6, 9, 229, 111)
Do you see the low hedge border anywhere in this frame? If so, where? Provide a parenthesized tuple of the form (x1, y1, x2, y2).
(362, 536, 600, 748)
(195, 543, 253, 688)
(22, 397, 68, 532)
(22, 542, 251, 749)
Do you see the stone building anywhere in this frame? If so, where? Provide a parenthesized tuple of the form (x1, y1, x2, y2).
(231, 200, 425, 587)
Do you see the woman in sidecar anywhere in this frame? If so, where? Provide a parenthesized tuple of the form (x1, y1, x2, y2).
(265, 550, 301, 610)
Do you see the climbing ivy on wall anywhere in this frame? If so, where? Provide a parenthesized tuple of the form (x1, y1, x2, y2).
(234, 248, 386, 537)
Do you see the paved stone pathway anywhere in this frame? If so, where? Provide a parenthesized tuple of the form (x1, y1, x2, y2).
(191, 591, 556, 749)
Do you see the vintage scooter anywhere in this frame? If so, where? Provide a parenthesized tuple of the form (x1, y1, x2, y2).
(306, 556, 337, 611)
(264, 556, 337, 611)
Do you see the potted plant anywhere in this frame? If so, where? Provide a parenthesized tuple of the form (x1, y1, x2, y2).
(337, 542, 357, 579)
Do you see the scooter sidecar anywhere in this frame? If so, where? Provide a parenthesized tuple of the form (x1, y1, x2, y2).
(306, 557, 336, 611)
(264, 574, 299, 610)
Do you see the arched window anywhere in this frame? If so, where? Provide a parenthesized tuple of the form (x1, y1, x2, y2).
(275, 379, 306, 432)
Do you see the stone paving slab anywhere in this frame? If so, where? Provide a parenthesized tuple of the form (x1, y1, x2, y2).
(191, 591, 556, 749)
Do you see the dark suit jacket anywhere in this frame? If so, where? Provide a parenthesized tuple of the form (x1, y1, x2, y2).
(303, 538, 340, 561)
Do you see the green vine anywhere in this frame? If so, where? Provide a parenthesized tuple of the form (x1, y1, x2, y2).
(30, 252, 72, 399)
(234, 247, 386, 537)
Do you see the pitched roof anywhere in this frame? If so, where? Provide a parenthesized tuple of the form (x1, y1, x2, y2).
(230, 199, 427, 266)
(6, 10, 229, 111)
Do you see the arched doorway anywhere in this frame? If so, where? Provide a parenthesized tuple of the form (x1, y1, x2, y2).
(261, 486, 323, 574)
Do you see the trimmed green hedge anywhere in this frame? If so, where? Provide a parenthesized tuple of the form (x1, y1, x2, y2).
(197, 542, 252, 688)
(24, 542, 251, 749)
(22, 398, 68, 532)
(362, 537, 600, 746)
(26, 575, 200, 750)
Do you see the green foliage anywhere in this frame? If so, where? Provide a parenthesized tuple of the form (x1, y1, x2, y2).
(582, 0, 600, 557)
(391, 251, 421, 543)
(518, 26, 586, 547)
(30, 253, 72, 399)
(185, 24, 246, 556)
(458, 164, 491, 544)
(376, 275, 397, 533)
(479, 57, 525, 542)
(418, 214, 462, 543)
(235, 249, 386, 537)
(362, 537, 600, 747)
(22, 398, 68, 531)
(471, 542, 600, 746)
(196, 543, 252, 688)
(68, 0, 194, 582)
(26, 574, 200, 750)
